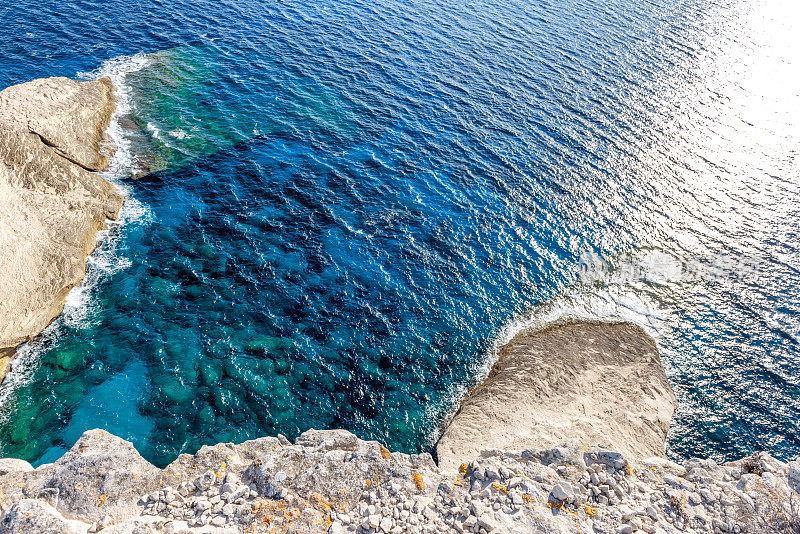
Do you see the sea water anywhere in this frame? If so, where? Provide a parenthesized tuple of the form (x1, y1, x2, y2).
(0, 0, 798, 467)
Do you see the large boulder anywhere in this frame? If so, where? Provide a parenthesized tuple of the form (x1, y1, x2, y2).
(436, 319, 678, 470)
(43, 430, 160, 523)
(0, 77, 123, 373)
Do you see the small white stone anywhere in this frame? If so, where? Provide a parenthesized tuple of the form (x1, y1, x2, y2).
(194, 470, 216, 491)
(551, 483, 571, 501)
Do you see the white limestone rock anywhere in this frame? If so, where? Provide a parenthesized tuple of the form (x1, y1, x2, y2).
(436, 319, 678, 470)
(0, 76, 123, 377)
(0, 499, 89, 534)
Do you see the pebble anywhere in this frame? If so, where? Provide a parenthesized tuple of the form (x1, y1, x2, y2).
(551, 483, 571, 501)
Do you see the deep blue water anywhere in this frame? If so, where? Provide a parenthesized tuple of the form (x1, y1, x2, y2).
(0, 0, 798, 467)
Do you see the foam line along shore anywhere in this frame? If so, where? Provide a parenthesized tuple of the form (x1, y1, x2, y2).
(0, 55, 155, 400)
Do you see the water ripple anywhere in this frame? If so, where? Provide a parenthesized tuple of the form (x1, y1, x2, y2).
(0, 0, 797, 466)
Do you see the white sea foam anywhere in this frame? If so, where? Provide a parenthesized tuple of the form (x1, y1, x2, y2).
(493, 248, 693, 352)
(80, 53, 153, 181)
(146, 121, 178, 149)
(168, 129, 190, 140)
(0, 322, 64, 411)
(66, 53, 155, 317)
(0, 54, 155, 403)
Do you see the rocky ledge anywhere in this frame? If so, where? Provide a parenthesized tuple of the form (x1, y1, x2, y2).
(436, 320, 678, 470)
(0, 76, 124, 379)
(0, 427, 796, 534)
(0, 320, 796, 533)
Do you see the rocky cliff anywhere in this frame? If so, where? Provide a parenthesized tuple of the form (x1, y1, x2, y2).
(436, 320, 678, 471)
(0, 77, 796, 532)
(0, 426, 796, 533)
(0, 77, 124, 377)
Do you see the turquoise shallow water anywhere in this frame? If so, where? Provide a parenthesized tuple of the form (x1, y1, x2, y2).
(0, 0, 798, 467)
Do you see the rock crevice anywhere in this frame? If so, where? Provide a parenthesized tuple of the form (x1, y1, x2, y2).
(0, 76, 123, 377)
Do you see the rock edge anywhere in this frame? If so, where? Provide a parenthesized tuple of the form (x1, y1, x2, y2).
(0, 76, 124, 380)
(0, 428, 796, 533)
(437, 319, 678, 471)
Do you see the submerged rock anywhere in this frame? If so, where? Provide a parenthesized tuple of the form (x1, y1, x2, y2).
(0, 76, 123, 378)
(437, 319, 678, 470)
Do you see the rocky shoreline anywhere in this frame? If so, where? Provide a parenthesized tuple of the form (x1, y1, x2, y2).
(0, 318, 796, 533)
(0, 77, 797, 533)
(436, 320, 677, 471)
(0, 424, 796, 533)
(0, 76, 123, 381)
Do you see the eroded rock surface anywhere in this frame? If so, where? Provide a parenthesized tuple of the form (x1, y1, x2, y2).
(437, 320, 678, 471)
(0, 428, 796, 533)
(0, 77, 115, 171)
(0, 458, 32, 476)
(45, 429, 162, 523)
(0, 499, 88, 534)
(0, 77, 123, 374)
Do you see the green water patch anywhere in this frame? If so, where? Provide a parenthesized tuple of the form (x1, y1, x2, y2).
(124, 43, 359, 173)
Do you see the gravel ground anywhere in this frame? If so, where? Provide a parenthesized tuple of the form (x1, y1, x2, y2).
(0, 429, 797, 533)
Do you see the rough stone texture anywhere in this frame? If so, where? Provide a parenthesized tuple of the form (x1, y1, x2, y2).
(0, 77, 123, 373)
(0, 77, 115, 171)
(162, 435, 284, 484)
(0, 459, 32, 476)
(0, 499, 88, 534)
(43, 430, 162, 523)
(437, 320, 678, 471)
(790, 460, 800, 493)
(0, 428, 796, 533)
